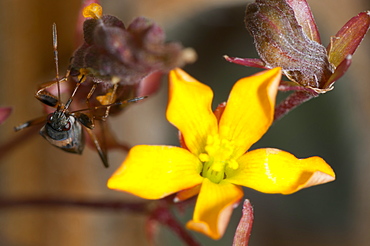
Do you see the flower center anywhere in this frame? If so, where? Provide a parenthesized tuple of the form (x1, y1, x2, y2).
(199, 135, 239, 184)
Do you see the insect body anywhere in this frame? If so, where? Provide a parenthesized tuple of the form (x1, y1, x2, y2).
(41, 110, 84, 154)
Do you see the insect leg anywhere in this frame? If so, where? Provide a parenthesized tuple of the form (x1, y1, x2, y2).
(14, 115, 47, 132)
(85, 122, 109, 168)
(35, 77, 68, 107)
(102, 83, 118, 120)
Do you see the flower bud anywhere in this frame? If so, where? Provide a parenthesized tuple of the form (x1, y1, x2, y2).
(226, 0, 370, 93)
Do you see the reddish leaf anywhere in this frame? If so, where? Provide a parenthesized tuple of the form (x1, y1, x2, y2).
(324, 55, 352, 89)
(0, 107, 12, 125)
(213, 102, 226, 122)
(137, 71, 164, 97)
(224, 55, 267, 69)
(327, 11, 370, 68)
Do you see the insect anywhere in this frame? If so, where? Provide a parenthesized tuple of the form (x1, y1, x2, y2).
(14, 24, 146, 168)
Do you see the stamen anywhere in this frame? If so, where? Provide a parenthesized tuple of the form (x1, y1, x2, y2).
(83, 3, 103, 19)
(199, 134, 238, 184)
(228, 159, 239, 170)
(199, 153, 209, 162)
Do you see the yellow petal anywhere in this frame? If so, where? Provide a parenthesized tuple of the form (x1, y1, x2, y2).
(107, 145, 203, 199)
(174, 184, 201, 202)
(186, 179, 243, 239)
(219, 68, 281, 157)
(226, 148, 335, 194)
(167, 68, 218, 155)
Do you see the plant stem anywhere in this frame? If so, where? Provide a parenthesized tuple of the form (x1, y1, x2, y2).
(0, 196, 201, 246)
(0, 127, 38, 161)
(274, 90, 318, 121)
(0, 197, 149, 212)
(148, 203, 202, 246)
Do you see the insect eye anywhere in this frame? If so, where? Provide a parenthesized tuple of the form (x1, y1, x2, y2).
(63, 121, 71, 131)
(47, 113, 53, 123)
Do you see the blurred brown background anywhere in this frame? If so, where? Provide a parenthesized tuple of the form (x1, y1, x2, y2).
(0, 0, 369, 245)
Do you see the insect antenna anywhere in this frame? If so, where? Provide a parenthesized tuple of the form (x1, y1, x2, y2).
(52, 23, 62, 110)
(63, 74, 85, 111)
(52, 23, 84, 113)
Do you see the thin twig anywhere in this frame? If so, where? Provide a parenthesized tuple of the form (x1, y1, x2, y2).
(0, 127, 39, 160)
(0, 196, 201, 246)
(274, 90, 318, 121)
(148, 203, 202, 246)
(0, 197, 149, 213)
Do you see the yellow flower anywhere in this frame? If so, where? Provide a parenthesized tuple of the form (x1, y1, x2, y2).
(107, 67, 335, 239)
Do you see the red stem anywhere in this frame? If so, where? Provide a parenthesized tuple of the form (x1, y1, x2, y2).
(0, 127, 39, 161)
(148, 204, 202, 246)
(0, 197, 149, 212)
(274, 90, 318, 121)
(0, 196, 201, 246)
